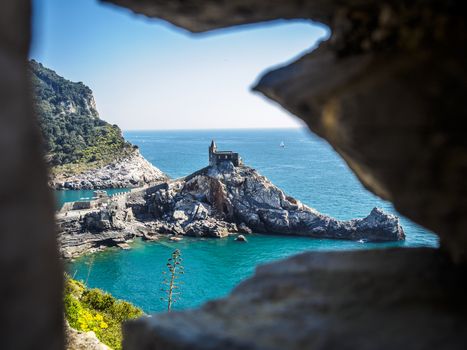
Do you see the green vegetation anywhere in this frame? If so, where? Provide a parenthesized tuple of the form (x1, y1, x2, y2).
(161, 249, 184, 312)
(29, 60, 134, 174)
(64, 276, 144, 349)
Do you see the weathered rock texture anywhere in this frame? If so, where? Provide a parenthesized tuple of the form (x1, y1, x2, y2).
(65, 322, 110, 350)
(0, 1, 63, 349)
(104, 0, 467, 264)
(95, 1, 467, 350)
(57, 163, 403, 258)
(123, 248, 467, 350)
(57, 192, 148, 258)
(1, 0, 466, 349)
(50, 149, 167, 190)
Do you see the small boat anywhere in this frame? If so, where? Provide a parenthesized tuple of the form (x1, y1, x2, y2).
(280, 141, 285, 148)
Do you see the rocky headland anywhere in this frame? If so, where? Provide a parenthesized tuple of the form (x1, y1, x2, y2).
(50, 149, 167, 190)
(30, 60, 167, 190)
(57, 162, 405, 259)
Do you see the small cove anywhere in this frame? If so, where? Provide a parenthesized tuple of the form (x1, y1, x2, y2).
(64, 128, 439, 312)
(55, 188, 131, 209)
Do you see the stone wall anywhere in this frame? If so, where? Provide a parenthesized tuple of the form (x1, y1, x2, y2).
(0, 0, 466, 349)
(103, 0, 467, 262)
(97, 1, 467, 349)
(0, 1, 63, 349)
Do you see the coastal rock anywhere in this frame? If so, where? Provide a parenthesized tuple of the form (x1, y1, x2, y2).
(50, 149, 167, 190)
(235, 234, 247, 242)
(57, 163, 404, 258)
(184, 219, 234, 238)
(238, 223, 253, 234)
(56, 207, 145, 259)
(123, 248, 467, 350)
(175, 164, 405, 242)
(65, 321, 110, 350)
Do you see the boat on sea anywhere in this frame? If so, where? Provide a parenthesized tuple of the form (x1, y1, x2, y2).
(280, 141, 285, 148)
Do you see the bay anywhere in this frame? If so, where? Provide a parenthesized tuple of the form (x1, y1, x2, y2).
(66, 128, 438, 313)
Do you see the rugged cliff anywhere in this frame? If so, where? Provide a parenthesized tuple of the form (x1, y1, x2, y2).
(57, 162, 404, 258)
(51, 149, 166, 190)
(29, 60, 167, 189)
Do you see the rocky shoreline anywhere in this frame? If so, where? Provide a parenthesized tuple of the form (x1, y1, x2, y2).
(50, 150, 167, 190)
(56, 162, 404, 259)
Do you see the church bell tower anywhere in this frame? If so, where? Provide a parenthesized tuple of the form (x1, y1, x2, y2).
(209, 140, 217, 166)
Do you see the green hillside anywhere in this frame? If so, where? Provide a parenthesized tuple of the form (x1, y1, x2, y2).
(29, 60, 134, 174)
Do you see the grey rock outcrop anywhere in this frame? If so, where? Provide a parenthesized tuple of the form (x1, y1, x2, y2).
(127, 163, 404, 242)
(50, 149, 167, 190)
(57, 163, 403, 258)
(65, 322, 110, 350)
(57, 197, 147, 259)
(105, 0, 467, 265)
(123, 248, 467, 350)
(235, 234, 247, 242)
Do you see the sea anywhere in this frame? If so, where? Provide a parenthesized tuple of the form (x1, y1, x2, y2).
(63, 128, 438, 313)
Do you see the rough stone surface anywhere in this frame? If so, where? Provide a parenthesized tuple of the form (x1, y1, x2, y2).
(104, 0, 467, 262)
(102, 0, 335, 33)
(95, 1, 467, 350)
(57, 199, 147, 259)
(124, 248, 467, 350)
(57, 163, 403, 258)
(50, 149, 167, 190)
(235, 234, 247, 242)
(1, 0, 466, 349)
(0, 1, 63, 349)
(65, 322, 110, 350)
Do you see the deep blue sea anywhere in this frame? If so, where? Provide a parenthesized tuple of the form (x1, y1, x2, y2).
(65, 128, 438, 313)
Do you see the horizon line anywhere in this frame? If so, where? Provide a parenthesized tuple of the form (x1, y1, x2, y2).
(122, 126, 308, 132)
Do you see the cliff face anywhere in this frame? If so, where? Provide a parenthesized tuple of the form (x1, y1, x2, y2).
(30, 60, 167, 188)
(30, 60, 130, 167)
(57, 162, 404, 258)
(30, 60, 99, 119)
(50, 149, 167, 190)
(134, 162, 404, 241)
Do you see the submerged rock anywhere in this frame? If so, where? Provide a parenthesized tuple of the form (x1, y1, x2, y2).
(235, 235, 247, 242)
(57, 163, 404, 258)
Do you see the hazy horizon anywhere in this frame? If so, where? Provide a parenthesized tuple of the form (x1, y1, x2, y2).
(31, 0, 328, 130)
(122, 126, 308, 132)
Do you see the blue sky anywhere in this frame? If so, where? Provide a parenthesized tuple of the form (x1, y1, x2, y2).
(31, 0, 328, 130)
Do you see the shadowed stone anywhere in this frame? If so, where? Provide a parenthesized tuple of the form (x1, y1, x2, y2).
(102, 0, 467, 261)
(0, 1, 63, 349)
(123, 248, 467, 350)
(0, 0, 466, 349)
(96, 1, 467, 349)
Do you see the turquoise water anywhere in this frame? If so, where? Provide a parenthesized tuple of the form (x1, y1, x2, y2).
(66, 128, 438, 313)
(55, 188, 130, 209)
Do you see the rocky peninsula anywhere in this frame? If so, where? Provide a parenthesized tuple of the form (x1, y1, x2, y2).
(50, 149, 167, 190)
(57, 160, 405, 259)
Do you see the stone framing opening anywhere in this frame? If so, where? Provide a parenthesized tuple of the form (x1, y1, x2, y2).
(1, 1, 466, 349)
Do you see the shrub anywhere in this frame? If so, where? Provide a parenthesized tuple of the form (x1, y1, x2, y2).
(81, 289, 115, 311)
(64, 277, 144, 350)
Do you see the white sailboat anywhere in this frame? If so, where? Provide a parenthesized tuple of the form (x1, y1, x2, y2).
(280, 141, 285, 148)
